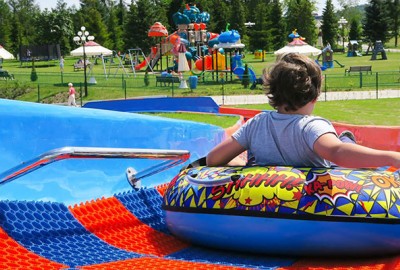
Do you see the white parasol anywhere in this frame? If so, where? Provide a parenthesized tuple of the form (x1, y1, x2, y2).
(70, 41, 113, 57)
(0, 45, 15, 59)
(274, 38, 322, 56)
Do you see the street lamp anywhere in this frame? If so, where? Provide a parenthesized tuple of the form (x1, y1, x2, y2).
(338, 17, 348, 52)
(73, 26, 94, 97)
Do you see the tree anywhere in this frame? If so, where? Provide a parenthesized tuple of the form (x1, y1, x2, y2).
(363, 0, 391, 44)
(321, 0, 338, 48)
(242, 63, 250, 88)
(166, 0, 184, 32)
(0, 0, 12, 49)
(30, 59, 38, 82)
(208, 1, 229, 33)
(105, 2, 124, 51)
(285, 0, 317, 45)
(229, 0, 246, 38)
(32, 1, 74, 56)
(269, 0, 286, 51)
(387, 0, 400, 46)
(124, 0, 161, 54)
(79, 0, 110, 47)
(116, 0, 126, 26)
(8, 0, 41, 54)
(52, 1, 75, 55)
(144, 70, 150, 86)
(348, 18, 361, 40)
(248, 2, 270, 52)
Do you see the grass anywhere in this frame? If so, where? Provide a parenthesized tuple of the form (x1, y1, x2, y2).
(232, 98, 400, 126)
(1, 51, 400, 103)
(141, 98, 400, 127)
(143, 112, 240, 128)
(1, 51, 399, 127)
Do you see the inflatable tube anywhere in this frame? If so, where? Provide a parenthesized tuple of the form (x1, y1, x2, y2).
(163, 165, 400, 256)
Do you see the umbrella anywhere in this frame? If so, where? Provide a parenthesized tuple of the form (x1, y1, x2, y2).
(0, 45, 15, 59)
(177, 43, 190, 72)
(70, 41, 113, 57)
(274, 38, 322, 56)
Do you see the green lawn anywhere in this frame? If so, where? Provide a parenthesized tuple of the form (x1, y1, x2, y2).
(142, 98, 400, 127)
(1, 51, 400, 103)
(1, 52, 399, 127)
(234, 98, 400, 126)
(143, 112, 240, 128)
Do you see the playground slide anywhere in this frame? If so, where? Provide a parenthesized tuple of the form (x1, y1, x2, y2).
(334, 60, 345, 68)
(233, 67, 257, 83)
(135, 46, 161, 70)
(134, 57, 150, 70)
(314, 59, 327, 71)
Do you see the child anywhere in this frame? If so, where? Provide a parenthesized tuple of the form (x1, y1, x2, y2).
(206, 53, 400, 168)
(67, 82, 77, 107)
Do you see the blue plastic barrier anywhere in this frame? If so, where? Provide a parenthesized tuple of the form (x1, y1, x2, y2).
(84, 97, 219, 113)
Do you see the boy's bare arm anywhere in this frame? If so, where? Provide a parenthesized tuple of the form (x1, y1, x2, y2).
(206, 137, 246, 166)
(314, 133, 400, 168)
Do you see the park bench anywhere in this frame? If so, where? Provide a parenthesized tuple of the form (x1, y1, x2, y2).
(156, 76, 180, 86)
(74, 62, 92, 71)
(74, 63, 85, 71)
(345, 66, 372, 75)
(0, 70, 14, 80)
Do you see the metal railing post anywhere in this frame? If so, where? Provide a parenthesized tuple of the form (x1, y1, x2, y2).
(376, 72, 379, 99)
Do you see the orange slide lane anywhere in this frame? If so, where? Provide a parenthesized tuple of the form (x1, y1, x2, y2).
(220, 106, 400, 151)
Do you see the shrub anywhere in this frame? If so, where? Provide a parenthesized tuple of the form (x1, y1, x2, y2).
(30, 60, 38, 82)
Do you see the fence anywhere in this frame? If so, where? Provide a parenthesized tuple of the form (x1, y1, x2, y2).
(0, 70, 400, 104)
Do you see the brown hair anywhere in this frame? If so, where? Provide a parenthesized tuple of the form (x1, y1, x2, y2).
(263, 53, 322, 112)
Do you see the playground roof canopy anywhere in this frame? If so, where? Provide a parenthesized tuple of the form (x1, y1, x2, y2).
(274, 39, 321, 56)
(0, 45, 15, 59)
(70, 41, 113, 57)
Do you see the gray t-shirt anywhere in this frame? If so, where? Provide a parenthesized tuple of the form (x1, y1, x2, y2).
(232, 111, 337, 167)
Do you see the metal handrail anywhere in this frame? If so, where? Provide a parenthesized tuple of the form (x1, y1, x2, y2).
(0, 147, 190, 186)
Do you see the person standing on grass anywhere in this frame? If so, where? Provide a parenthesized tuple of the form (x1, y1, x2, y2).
(67, 83, 77, 107)
(206, 53, 400, 169)
(59, 56, 64, 72)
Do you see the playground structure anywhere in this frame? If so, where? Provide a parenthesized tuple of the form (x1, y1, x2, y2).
(316, 43, 345, 70)
(364, 40, 388, 60)
(347, 40, 363, 57)
(371, 40, 387, 60)
(317, 43, 334, 69)
(127, 4, 257, 84)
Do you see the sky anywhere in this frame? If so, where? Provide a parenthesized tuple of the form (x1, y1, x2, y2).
(36, 0, 368, 15)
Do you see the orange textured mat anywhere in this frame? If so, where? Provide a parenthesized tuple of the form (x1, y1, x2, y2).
(279, 255, 400, 270)
(81, 257, 249, 269)
(69, 196, 189, 257)
(156, 183, 169, 197)
(0, 226, 67, 269)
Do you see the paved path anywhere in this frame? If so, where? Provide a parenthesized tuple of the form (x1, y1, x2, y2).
(211, 89, 400, 105)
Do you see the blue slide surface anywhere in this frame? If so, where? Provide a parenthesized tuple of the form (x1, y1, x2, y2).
(0, 99, 225, 204)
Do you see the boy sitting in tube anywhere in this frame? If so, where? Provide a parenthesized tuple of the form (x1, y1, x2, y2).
(206, 53, 400, 169)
